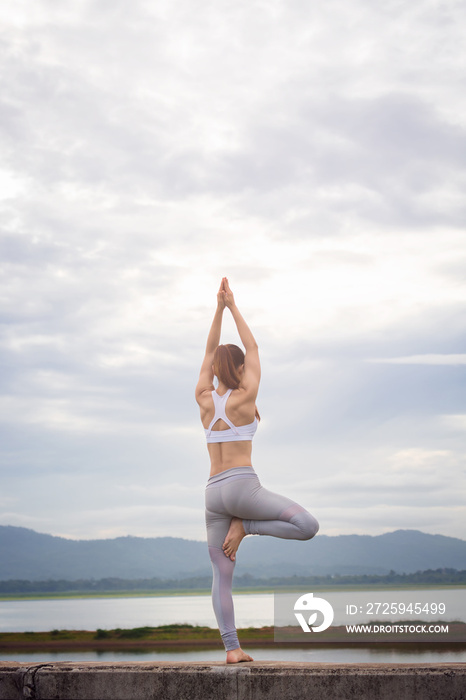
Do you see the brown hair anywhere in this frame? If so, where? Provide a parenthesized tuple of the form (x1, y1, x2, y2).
(213, 344, 245, 389)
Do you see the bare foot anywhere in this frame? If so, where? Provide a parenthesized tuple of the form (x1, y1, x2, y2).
(226, 647, 254, 664)
(222, 517, 246, 561)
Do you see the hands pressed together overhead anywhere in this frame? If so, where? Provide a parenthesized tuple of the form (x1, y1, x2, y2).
(217, 277, 235, 310)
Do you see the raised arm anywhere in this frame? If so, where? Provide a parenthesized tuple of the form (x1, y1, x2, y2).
(223, 278, 261, 394)
(195, 282, 225, 401)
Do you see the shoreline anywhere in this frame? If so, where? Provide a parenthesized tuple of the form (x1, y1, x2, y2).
(2, 583, 464, 602)
(0, 627, 275, 651)
(2, 626, 465, 652)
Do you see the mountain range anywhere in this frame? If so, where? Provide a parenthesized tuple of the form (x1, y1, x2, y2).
(0, 526, 465, 581)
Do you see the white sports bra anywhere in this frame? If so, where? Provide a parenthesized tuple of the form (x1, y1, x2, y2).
(205, 389, 258, 444)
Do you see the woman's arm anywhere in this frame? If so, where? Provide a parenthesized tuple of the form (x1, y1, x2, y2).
(195, 282, 225, 402)
(223, 278, 261, 393)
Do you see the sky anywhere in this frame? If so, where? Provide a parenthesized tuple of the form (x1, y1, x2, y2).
(1, 0, 465, 544)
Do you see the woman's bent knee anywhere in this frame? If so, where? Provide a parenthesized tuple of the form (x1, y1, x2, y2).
(297, 512, 319, 540)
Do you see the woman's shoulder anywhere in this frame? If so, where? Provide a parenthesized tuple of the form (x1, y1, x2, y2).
(195, 385, 214, 405)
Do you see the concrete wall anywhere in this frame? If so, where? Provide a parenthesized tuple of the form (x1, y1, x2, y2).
(1, 661, 465, 700)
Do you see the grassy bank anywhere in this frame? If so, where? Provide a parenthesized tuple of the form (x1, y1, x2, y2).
(0, 625, 275, 650)
(3, 622, 465, 651)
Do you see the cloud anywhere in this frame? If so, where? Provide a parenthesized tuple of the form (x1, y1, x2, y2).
(370, 354, 466, 365)
(0, 0, 465, 541)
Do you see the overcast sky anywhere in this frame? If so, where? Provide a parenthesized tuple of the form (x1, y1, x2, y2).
(1, 0, 465, 544)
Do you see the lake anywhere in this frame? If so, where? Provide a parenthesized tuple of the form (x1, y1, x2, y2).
(1, 590, 465, 664)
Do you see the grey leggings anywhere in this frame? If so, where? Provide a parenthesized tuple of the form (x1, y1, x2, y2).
(205, 466, 319, 651)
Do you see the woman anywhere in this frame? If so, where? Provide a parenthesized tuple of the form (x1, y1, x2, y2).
(195, 278, 319, 664)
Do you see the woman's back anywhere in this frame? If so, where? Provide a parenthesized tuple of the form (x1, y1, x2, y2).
(198, 385, 258, 475)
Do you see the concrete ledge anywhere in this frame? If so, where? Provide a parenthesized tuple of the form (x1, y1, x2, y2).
(1, 661, 465, 700)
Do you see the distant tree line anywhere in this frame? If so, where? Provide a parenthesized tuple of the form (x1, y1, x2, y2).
(0, 568, 465, 593)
